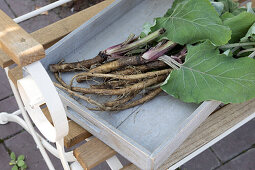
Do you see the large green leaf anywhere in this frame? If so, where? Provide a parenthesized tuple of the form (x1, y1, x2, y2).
(224, 12, 255, 43)
(151, 0, 231, 45)
(161, 41, 255, 103)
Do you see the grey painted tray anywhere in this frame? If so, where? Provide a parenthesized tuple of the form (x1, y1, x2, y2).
(41, 0, 221, 169)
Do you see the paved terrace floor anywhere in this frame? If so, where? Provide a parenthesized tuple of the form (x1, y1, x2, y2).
(0, 0, 254, 169)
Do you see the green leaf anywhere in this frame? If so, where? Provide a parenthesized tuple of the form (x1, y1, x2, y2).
(220, 12, 234, 21)
(232, 7, 247, 16)
(211, 1, 224, 15)
(140, 22, 153, 38)
(151, 0, 231, 45)
(217, 0, 239, 13)
(12, 165, 18, 170)
(231, 7, 247, 16)
(22, 162, 27, 168)
(241, 22, 255, 43)
(161, 41, 255, 104)
(17, 155, 25, 161)
(224, 12, 255, 43)
(223, 49, 233, 57)
(17, 160, 25, 167)
(164, 0, 188, 17)
(10, 152, 16, 161)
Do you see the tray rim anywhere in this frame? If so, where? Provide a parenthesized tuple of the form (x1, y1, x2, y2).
(43, 0, 221, 168)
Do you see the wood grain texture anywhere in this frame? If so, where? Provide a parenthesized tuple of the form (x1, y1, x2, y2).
(42, 107, 53, 124)
(73, 138, 116, 170)
(0, 48, 14, 68)
(64, 120, 92, 148)
(0, 10, 45, 66)
(8, 66, 23, 87)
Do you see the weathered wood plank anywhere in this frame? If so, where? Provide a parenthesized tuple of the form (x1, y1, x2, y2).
(0, 48, 14, 68)
(74, 138, 116, 170)
(0, 0, 115, 68)
(64, 120, 92, 148)
(8, 66, 23, 87)
(0, 10, 45, 67)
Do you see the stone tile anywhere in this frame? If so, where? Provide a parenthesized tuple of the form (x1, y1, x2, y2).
(92, 161, 111, 170)
(52, 5, 76, 19)
(211, 118, 255, 162)
(181, 149, 221, 170)
(0, 0, 15, 18)
(0, 68, 12, 100)
(5, 0, 61, 33)
(19, 12, 61, 33)
(5, 0, 35, 16)
(116, 153, 131, 167)
(216, 149, 255, 170)
(0, 144, 11, 170)
(0, 96, 23, 139)
(5, 131, 63, 170)
(0, 96, 18, 113)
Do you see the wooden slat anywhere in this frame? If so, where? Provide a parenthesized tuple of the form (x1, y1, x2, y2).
(42, 107, 53, 124)
(0, 0, 115, 68)
(0, 49, 14, 68)
(0, 10, 45, 66)
(74, 138, 116, 170)
(158, 98, 255, 169)
(8, 66, 23, 87)
(64, 120, 92, 148)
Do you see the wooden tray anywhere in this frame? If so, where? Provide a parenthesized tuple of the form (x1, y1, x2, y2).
(40, 0, 221, 169)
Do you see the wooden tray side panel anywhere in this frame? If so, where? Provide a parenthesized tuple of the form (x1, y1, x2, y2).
(61, 96, 153, 169)
(152, 101, 221, 169)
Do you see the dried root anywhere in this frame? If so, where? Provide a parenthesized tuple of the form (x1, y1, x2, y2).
(71, 75, 166, 95)
(50, 31, 178, 112)
(89, 88, 162, 111)
(89, 55, 147, 73)
(49, 53, 107, 72)
(54, 82, 105, 109)
(74, 69, 171, 83)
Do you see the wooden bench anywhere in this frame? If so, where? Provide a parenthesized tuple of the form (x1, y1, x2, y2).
(1, 0, 255, 169)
